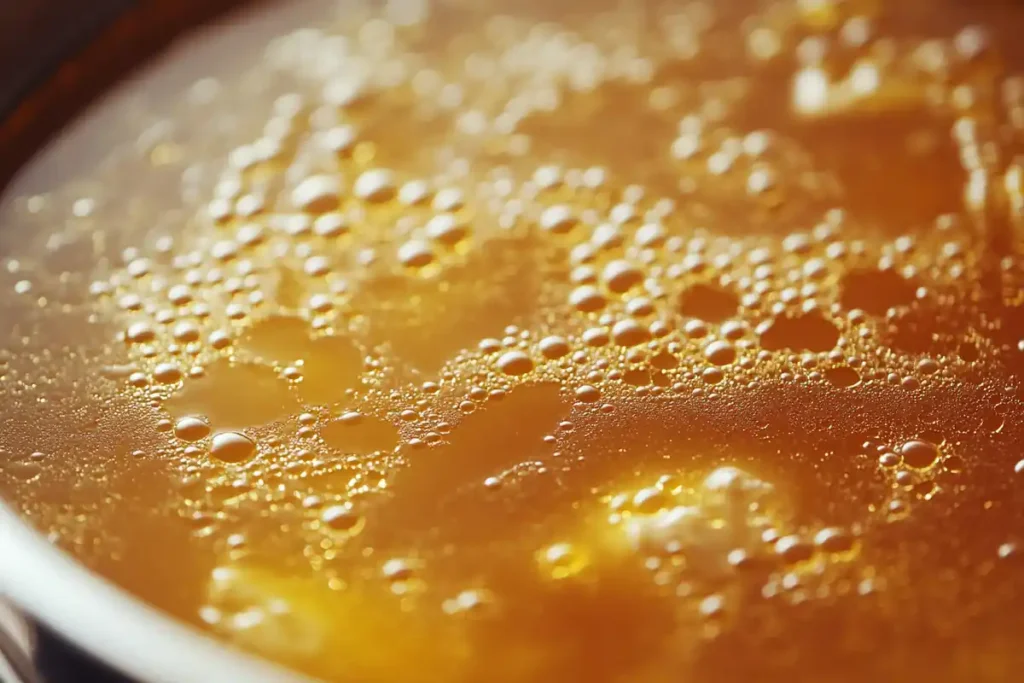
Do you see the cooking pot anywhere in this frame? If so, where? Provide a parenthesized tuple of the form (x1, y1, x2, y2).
(0, 2, 311, 681)
(6, 2, 1024, 682)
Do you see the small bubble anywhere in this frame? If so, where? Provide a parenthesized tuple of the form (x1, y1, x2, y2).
(339, 411, 363, 424)
(538, 205, 578, 234)
(291, 174, 342, 213)
(398, 179, 431, 206)
(602, 260, 643, 293)
(209, 432, 257, 464)
(313, 213, 349, 238)
(569, 285, 606, 312)
(397, 240, 435, 268)
(879, 452, 901, 467)
(235, 223, 265, 247)
(321, 505, 364, 534)
(304, 255, 331, 277)
(354, 168, 397, 203)
(633, 486, 668, 513)
(322, 125, 358, 157)
(153, 363, 183, 384)
(442, 589, 493, 615)
(774, 535, 813, 564)
(634, 222, 666, 248)
(425, 213, 469, 245)
(699, 594, 725, 619)
(496, 350, 533, 376)
(167, 284, 193, 305)
(533, 165, 563, 191)
(582, 327, 610, 347)
(704, 340, 737, 366)
(209, 330, 232, 349)
(997, 542, 1020, 562)
(126, 258, 151, 278)
(172, 322, 200, 343)
(900, 440, 940, 469)
(174, 416, 211, 442)
(538, 335, 570, 359)
(702, 367, 724, 384)
(382, 557, 420, 582)
(813, 527, 854, 553)
(537, 542, 586, 579)
(125, 322, 155, 344)
(432, 187, 465, 212)
(611, 319, 650, 347)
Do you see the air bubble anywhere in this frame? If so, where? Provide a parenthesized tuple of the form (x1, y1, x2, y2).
(538, 336, 570, 359)
(601, 260, 643, 293)
(174, 416, 211, 442)
(900, 440, 940, 469)
(703, 340, 737, 366)
(354, 168, 397, 203)
(320, 505, 363, 534)
(291, 174, 342, 213)
(210, 432, 257, 464)
(496, 350, 533, 376)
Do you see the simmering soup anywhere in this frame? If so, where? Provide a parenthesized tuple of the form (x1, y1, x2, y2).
(3, 0, 1024, 680)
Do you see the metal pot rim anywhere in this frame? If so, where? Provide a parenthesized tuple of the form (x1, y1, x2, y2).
(0, 500, 312, 683)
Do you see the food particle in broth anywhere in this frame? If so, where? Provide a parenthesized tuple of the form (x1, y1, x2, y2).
(2, 0, 1024, 681)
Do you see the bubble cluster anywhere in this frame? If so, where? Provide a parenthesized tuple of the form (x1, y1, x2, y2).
(4, 0, 1024, 681)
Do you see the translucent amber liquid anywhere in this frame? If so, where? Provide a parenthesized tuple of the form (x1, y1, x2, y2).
(3, 0, 1024, 681)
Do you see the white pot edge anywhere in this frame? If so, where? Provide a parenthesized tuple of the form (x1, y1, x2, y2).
(0, 500, 313, 683)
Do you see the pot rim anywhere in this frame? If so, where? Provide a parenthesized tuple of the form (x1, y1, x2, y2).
(0, 500, 312, 683)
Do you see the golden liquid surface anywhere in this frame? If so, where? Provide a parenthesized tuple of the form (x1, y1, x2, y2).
(3, 0, 1024, 680)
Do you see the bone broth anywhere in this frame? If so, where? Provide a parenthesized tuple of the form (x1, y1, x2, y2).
(3, 0, 1024, 681)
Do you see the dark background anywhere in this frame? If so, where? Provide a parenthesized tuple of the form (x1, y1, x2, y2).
(36, 626, 134, 683)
